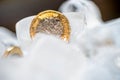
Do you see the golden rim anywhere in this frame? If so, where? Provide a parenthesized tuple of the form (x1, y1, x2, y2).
(3, 46, 23, 57)
(30, 10, 70, 41)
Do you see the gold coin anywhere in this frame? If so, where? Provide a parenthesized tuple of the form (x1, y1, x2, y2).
(3, 46, 23, 57)
(30, 10, 70, 41)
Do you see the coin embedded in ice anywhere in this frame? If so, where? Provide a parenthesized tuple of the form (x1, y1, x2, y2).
(3, 46, 23, 57)
(30, 10, 70, 41)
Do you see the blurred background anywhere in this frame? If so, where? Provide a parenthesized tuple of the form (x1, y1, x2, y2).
(0, 0, 120, 32)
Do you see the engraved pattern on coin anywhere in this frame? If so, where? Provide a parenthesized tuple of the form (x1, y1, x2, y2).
(30, 10, 71, 41)
(36, 17, 64, 36)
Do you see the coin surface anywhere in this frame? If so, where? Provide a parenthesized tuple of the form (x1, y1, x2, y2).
(3, 46, 23, 57)
(30, 10, 70, 41)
